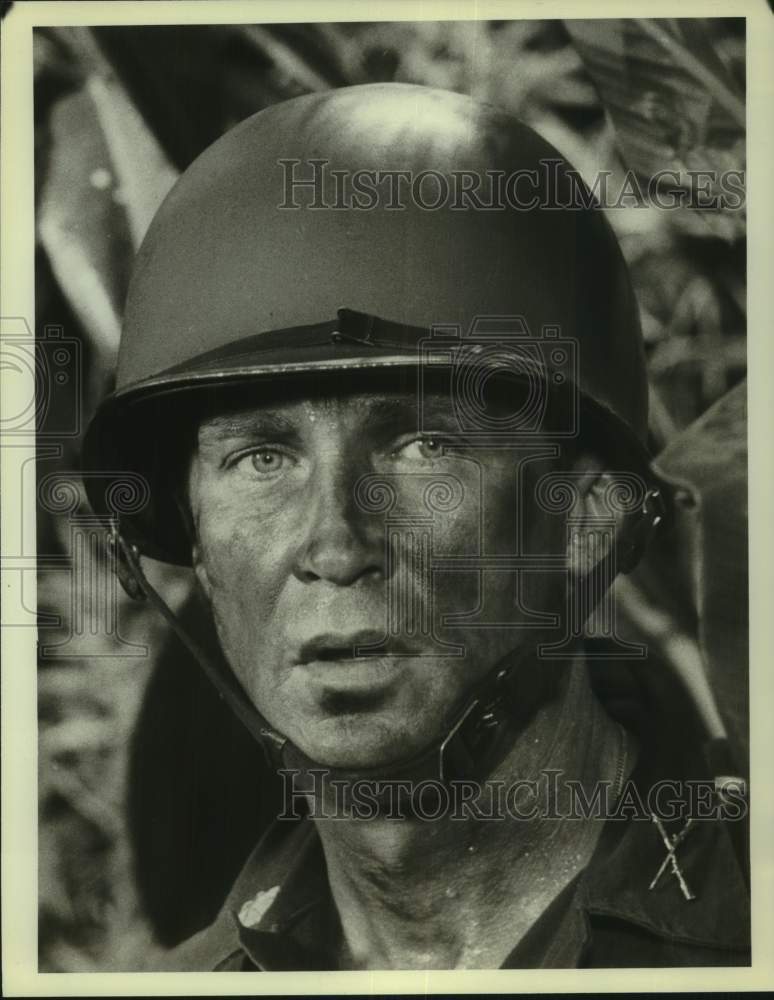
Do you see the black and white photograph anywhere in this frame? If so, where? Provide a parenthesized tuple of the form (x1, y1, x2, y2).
(1, 0, 773, 992)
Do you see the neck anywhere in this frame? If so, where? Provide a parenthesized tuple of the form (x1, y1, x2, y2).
(311, 659, 629, 969)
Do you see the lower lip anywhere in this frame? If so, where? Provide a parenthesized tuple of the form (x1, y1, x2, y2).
(295, 656, 409, 694)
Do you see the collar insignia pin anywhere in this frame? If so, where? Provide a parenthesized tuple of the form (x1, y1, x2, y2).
(649, 815, 696, 901)
(238, 885, 281, 929)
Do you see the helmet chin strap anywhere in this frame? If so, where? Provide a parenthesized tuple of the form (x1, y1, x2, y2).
(110, 528, 285, 765)
(109, 494, 661, 793)
(281, 641, 569, 798)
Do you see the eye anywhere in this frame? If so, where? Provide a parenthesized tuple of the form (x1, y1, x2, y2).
(394, 436, 446, 462)
(233, 447, 289, 477)
(253, 449, 284, 471)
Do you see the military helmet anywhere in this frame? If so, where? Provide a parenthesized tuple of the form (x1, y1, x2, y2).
(83, 83, 648, 564)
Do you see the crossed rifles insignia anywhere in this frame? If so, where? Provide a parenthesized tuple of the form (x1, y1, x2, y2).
(649, 815, 696, 901)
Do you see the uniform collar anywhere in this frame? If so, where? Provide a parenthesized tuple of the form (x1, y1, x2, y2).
(232, 819, 338, 971)
(160, 683, 748, 972)
(189, 790, 747, 972)
(575, 773, 750, 953)
(154, 648, 749, 972)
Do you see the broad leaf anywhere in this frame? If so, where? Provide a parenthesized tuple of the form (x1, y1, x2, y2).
(653, 379, 748, 770)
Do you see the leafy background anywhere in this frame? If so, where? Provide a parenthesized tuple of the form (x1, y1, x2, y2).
(32, 18, 747, 971)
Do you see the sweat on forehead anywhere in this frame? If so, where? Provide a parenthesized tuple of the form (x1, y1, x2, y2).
(195, 392, 458, 442)
(188, 367, 545, 436)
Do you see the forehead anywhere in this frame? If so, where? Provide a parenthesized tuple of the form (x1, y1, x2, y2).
(196, 386, 454, 436)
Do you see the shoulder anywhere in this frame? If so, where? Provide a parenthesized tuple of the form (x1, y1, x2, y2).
(148, 816, 313, 972)
(151, 911, 243, 972)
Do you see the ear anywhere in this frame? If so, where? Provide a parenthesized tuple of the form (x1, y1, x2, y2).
(174, 480, 214, 603)
(191, 539, 214, 603)
(565, 453, 636, 582)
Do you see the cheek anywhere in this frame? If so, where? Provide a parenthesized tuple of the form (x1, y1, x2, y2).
(427, 466, 563, 641)
(193, 492, 291, 660)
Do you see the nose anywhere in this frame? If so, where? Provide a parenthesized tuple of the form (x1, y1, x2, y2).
(292, 461, 385, 586)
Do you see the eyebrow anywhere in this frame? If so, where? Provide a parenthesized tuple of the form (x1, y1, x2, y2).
(197, 392, 460, 443)
(197, 410, 299, 443)
(354, 394, 463, 429)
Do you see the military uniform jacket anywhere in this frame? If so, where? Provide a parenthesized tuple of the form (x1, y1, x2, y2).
(154, 703, 750, 971)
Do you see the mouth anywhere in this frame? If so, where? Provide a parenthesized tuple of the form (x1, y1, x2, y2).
(292, 630, 416, 696)
(296, 629, 410, 663)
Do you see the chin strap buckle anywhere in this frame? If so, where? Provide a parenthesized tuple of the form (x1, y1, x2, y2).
(108, 524, 147, 603)
(437, 699, 481, 784)
(618, 488, 665, 574)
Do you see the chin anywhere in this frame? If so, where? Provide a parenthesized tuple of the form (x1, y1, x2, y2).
(290, 712, 434, 771)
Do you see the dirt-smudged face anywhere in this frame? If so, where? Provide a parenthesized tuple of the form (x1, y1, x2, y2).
(188, 387, 565, 768)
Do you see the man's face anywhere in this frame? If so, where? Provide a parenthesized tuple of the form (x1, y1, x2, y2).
(188, 384, 565, 768)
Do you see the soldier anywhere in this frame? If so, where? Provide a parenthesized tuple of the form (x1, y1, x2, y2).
(83, 84, 749, 969)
